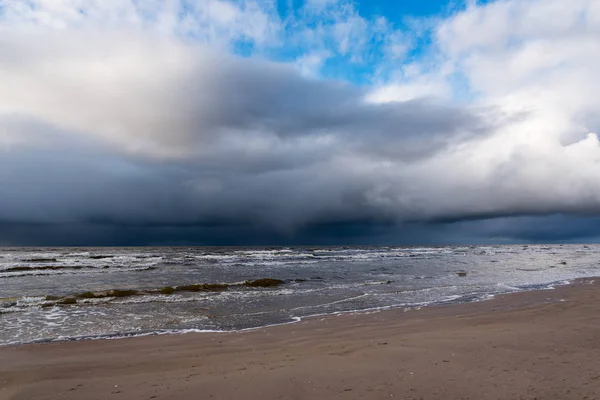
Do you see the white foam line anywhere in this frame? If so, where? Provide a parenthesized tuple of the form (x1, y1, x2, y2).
(0, 277, 586, 347)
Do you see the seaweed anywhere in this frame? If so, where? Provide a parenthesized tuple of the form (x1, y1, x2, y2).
(76, 291, 99, 299)
(73, 289, 139, 299)
(39, 277, 287, 308)
(4, 266, 34, 272)
(159, 286, 176, 295)
(244, 278, 285, 288)
(57, 298, 77, 305)
(4, 266, 83, 272)
(108, 289, 139, 298)
(176, 283, 229, 292)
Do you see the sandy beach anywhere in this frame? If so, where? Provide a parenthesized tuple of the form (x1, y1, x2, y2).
(2, 278, 600, 400)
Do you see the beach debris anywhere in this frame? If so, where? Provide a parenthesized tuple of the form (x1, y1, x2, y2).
(456, 271, 468, 277)
(559, 261, 567, 265)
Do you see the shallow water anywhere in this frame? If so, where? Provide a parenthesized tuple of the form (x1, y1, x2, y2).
(1, 245, 598, 345)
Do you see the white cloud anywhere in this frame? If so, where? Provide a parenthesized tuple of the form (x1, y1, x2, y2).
(295, 51, 330, 77)
(365, 73, 450, 103)
(285, 0, 412, 74)
(0, 0, 281, 48)
(370, 0, 600, 187)
(436, 0, 600, 153)
(362, 0, 600, 222)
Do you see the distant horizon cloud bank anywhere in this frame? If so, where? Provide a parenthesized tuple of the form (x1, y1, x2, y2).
(1, 0, 600, 245)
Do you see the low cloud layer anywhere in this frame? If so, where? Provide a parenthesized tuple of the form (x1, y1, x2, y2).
(1, 0, 600, 245)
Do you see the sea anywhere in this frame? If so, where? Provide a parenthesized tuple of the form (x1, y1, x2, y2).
(1, 244, 598, 346)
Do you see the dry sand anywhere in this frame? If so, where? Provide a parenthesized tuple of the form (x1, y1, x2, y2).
(2, 278, 600, 400)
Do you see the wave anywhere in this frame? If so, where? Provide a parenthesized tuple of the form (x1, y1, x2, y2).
(1, 265, 93, 272)
(0, 265, 157, 279)
(0, 278, 579, 347)
(1, 278, 288, 309)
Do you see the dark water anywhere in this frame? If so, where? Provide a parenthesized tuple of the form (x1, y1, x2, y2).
(1, 245, 598, 345)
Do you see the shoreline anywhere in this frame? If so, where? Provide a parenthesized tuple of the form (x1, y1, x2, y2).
(2, 277, 600, 399)
(1, 277, 575, 348)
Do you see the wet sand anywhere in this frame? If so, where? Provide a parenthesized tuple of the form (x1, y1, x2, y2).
(2, 278, 600, 400)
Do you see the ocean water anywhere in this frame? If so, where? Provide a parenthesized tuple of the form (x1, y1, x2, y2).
(0, 244, 598, 346)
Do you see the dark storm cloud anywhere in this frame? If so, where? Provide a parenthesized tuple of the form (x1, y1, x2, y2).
(2, 23, 600, 245)
(0, 36, 496, 246)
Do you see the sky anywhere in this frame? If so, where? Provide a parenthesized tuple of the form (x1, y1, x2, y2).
(1, 0, 600, 246)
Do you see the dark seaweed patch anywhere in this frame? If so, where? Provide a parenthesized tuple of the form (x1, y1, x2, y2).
(159, 286, 176, 295)
(244, 278, 285, 288)
(4, 266, 35, 272)
(108, 289, 140, 298)
(76, 292, 99, 299)
(40, 277, 288, 307)
(57, 298, 77, 305)
(176, 283, 229, 292)
(71, 289, 139, 299)
(3, 266, 84, 273)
